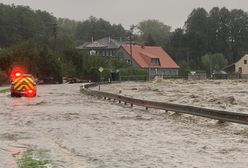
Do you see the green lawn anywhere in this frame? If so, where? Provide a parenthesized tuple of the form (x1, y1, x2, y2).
(0, 87, 9, 93)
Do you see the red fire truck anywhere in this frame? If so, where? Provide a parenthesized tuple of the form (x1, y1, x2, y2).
(10, 67, 37, 97)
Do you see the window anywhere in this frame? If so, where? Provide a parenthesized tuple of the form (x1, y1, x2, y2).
(151, 58, 160, 65)
(244, 60, 247, 64)
(239, 67, 242, 73)
(126, 59, 131, 64)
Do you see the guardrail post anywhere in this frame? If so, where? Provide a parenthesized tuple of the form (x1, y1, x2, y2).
(217, 120, 225, 124)
(131, 104, 133, 108)
(146, 107, 148, 110)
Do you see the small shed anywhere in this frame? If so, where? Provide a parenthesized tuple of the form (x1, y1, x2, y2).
(212, 70, 227, 79)
(188, 71, 207, 80)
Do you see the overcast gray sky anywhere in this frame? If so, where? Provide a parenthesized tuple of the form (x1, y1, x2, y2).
(1, 0, 248, 30)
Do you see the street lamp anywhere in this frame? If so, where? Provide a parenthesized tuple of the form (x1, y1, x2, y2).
(116, 69, 119, 81)
(98, 67, 103, 90)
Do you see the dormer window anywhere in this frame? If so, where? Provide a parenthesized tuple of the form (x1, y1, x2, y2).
(151, 58, 160, 65)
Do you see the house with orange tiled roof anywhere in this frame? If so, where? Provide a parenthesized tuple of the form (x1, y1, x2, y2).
(116, 44, 180, 78)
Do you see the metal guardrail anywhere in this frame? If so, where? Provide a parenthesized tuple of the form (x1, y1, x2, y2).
(80, 83, 248, 125)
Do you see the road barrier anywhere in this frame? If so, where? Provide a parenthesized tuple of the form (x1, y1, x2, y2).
(81, 83, 248, 125)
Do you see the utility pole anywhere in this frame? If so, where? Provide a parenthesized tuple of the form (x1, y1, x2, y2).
(53, 23, 57, 51)
(129, 25, 136, 59)
(187, 49, 190, 64)
(129, 32, 133, 58)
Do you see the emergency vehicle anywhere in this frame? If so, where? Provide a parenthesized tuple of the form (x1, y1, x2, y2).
(10, 68, 37, 97)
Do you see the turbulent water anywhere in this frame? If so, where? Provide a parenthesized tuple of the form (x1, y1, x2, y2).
(0, 83, 248, 168)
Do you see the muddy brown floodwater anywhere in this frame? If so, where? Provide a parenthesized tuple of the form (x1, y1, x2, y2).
(0, 81, 248, 168)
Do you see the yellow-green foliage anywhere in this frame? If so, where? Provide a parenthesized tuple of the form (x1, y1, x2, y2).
(17, 149, 50, 168)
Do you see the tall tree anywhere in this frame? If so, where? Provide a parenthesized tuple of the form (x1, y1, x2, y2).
(167, 28, 188, 62)
(110, 24, 127, 39)
(229, 9, 248, 62)
(0, 4, 57, 47)
(137, 19, 171, 48)
(76, 16, 127, 43)
(145, 33, 156, 46)
(57, 18, 79, 50)
(201, 53, 228, 74)
(184, 8, 208, 68)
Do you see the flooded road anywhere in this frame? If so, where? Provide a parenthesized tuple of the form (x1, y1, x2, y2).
(0, 83, 248, 168)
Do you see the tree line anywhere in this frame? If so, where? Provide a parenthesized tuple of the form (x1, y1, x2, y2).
(169, 7, 248, 74)
(0, 4, 131, 83)
(0, 3, 248, 82)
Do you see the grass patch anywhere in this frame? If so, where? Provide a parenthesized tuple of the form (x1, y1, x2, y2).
(0, 88, 9, 93)
(17, 149, 51, 168)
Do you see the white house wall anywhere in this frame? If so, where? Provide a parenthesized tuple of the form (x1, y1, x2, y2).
(235, 55, 248, 74)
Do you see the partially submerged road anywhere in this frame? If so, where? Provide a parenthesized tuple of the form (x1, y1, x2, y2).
(0, 83, 248, 168)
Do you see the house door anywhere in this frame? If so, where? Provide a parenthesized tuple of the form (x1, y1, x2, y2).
(238, 67, 242, 74)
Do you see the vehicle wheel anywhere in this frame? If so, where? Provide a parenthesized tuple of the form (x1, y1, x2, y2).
(11, 92, 22, 97)
(11, 92, 17, 97)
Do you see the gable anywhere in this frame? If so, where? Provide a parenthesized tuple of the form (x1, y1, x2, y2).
(235, 55, 248, 66)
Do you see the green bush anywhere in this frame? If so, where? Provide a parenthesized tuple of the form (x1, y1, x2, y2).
(119, 68, 147, 81)
(120, 68, 147, 76)
(87, 67, 100, 82)
(102, 69, 111, 81)
(0, 71, 8, 85)
(17, 149, 50, 168)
